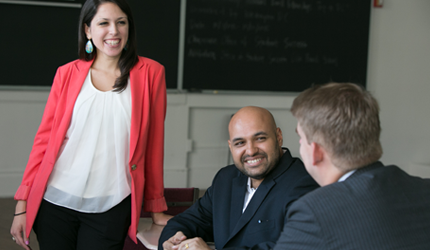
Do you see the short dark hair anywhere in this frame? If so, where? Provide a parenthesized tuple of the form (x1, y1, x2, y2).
(78, 0, 138, 92)
(291, 82, 383, 171)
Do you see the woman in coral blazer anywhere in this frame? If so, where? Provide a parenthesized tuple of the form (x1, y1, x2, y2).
(11, 0, 170, 249)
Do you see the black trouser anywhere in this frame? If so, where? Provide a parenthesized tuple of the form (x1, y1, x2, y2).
(33, 196, 131, 250)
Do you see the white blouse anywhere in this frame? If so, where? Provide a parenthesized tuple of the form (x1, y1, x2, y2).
(44, 69, 132, 213)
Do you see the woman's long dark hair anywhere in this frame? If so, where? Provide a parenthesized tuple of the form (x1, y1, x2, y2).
(78, 0, 138, 92)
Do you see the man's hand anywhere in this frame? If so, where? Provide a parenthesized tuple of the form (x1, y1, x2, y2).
(163, 231, 187, 250)
(178, 237, 212, 250)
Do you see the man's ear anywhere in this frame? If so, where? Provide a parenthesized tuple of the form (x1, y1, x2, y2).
(276, 127, 283, 147)
(228, 140, 232, 152)
(311, 142, 324, 166)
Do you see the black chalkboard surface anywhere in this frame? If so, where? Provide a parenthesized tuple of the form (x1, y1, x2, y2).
(1, 0, 370, 92)
(0, 4, 80, 87)
(129, 0, 180, 89)
(0, 1, 179, 89)
(183, 0, 371, 92)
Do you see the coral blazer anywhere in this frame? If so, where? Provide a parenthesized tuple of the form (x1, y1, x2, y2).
(14, 56, 168, 243)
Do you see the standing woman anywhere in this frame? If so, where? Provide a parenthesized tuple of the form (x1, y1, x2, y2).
(10, 0, 172, 249)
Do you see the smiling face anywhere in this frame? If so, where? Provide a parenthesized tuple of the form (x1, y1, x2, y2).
(85, 2, 129, 61)
(228, 107, 283, 188)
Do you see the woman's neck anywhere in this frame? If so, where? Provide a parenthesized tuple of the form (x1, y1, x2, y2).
(90, 55, 122, 91)
(92, 54, 121, 73)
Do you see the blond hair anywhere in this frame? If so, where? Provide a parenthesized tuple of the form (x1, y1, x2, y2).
(291, 83, 382, 171)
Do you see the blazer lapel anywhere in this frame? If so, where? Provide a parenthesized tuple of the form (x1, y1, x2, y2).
(214, 174, 246, 249)
(61, 60, 92, 135)
(226, 179, 275, 244)
(67, 60, 92, 108)
(221, 150, 293, 248)
(50, 59, 92, 162)
(229, 175, 247, 233)
(128, 58, 144, 162)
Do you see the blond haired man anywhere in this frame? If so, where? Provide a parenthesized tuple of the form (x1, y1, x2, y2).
(275, 83, 430, 250)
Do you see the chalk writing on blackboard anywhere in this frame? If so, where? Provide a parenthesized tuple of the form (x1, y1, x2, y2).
(184, 0, 370, 92)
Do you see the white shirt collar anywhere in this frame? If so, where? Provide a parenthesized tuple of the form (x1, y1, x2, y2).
(243, 177, 258, 213)
(338, 169, 356, 182)
(247, 177, 257, 192)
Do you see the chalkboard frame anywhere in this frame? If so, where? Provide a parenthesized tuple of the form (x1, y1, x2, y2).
(0, 0, 82, 8)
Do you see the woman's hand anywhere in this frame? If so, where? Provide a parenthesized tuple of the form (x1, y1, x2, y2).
(151, 212, 173, 226)
(10, 200, 32, 250)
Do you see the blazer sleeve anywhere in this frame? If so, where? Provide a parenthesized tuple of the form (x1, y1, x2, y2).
(274, 198, 325, 250)
(142, 63, 168, 212)
(158, 184, 216, 249)
(14, 67, 63, 200)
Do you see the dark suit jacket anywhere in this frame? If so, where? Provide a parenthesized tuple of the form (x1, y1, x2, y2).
(159, 149, 318, 250)
(274, 161, 430, 250)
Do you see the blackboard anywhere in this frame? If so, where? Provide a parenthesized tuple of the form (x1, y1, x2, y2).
(0, 3, 80, 87)
(183, 0, 371, 92)
(0, 0, 180, 89)
(1, 0, 370, 92)
(129, 0, 180, 89)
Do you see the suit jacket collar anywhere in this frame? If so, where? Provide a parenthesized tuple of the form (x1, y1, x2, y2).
(348, 161, 385, 180)
(224, 148, 295, 247)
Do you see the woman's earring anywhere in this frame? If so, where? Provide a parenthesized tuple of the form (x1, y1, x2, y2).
(85, 39, 94, 54)
(123, 40, 129, 51)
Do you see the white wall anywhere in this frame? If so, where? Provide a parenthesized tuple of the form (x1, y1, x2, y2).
(366, 0, 430, 177)
(1, 0, 430, 197)
(0, 91, 49, 197)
